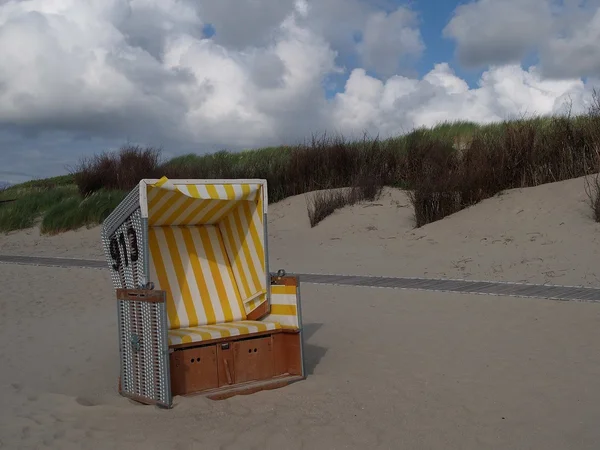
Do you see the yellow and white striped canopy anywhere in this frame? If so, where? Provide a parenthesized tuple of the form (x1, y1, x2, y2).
(141, 177, 269, 328)
(142, 177, 265, 226)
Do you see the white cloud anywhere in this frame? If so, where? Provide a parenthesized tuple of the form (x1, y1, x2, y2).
(294, 0, 309, 18)
(443, 0, 553, 68)
(331, 63, 590, 138)
(194, 0, 296, 48)
(0, 0, 597, 183)
(357, 7, 424, 77)
(0, 0, 195, 142)
(541, 6, 600, 78)
(443, 0, 600, 79)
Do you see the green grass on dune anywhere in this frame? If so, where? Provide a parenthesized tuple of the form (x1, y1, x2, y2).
(0, 174, 75, 200)
(0, 185, 79, 232)
(415, 120, 481, 141)
(0, 183, 126, 234)
(3, 107, 600, 235)
(40, 189, 126, 235)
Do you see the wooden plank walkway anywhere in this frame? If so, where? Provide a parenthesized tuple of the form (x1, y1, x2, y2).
(296, 273, 600, 303)
(0, 254, 107, 269)
(1, 254, 600, 304)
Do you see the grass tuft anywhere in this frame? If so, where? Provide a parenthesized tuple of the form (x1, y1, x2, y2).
(306, 189, 351, 227)
(306, 174, 384, 227)
(584, 171, 600, 223)
(405, 96, 600, 226)
(40, 190, 127, 235)
(0, 186, 78, 232)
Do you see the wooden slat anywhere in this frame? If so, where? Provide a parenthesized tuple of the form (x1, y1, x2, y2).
(273, 331, 302, 377)
(168, 328, 283, 350)
(246, 300, 270, 321)
(205, 375, 305, 401)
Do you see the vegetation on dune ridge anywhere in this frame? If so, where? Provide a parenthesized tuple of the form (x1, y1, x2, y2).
(2, 91, 600, 234)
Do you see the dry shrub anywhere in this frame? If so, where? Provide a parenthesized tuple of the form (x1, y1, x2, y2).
(584, 171, 600, 222)
(590, 88, 600, 118)
(70, 133, 401, 207)
(287, 133, 398, 197)
(404, 132, 462, 227)
(306, 189, 351, 227)
(407, 190, 461, 227)
(406, 93, 600, 227)
(67, 88, 600, 228)
(72, 145, 162, 196)
(161, 133, 402, 204)
(306, 173, 383, 227)
(583, 90, 600, 222)
(583, 117, 600, 222)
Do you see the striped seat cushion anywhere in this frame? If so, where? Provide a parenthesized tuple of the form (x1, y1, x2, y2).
(168, 320, 281, 346)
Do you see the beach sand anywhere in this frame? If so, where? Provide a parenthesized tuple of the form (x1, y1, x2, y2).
(2, 176, 600, 285)
(268, 176, 600, 286)
(1, 177, 600, 449)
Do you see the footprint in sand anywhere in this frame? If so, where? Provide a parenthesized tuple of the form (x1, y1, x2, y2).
(75, 397, 96, 407)
(527, 232, 544, 242)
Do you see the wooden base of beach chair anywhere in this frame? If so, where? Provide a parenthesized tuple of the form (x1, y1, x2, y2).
(203, 374, 305, 400)
(117, 330, 303, 406)
(169, 329, 303, 399)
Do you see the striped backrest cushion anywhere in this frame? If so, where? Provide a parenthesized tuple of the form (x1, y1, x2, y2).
(145, 178, 268, 319)
(219, 200, 267, 314)
(148, 225, 247, 329)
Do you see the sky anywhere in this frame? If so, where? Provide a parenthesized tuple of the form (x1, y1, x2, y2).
(1, 0, 600, 184)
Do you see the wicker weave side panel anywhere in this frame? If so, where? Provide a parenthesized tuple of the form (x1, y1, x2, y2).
(118, 298, 171, 407)
(102, 208, 147, 290)
(103, 185, 141, 237)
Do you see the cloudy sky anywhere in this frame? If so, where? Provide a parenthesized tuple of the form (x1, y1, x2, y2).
(1, 0, 600, 183)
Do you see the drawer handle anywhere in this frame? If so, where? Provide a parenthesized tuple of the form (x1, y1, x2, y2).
(224, 359, 233, 385)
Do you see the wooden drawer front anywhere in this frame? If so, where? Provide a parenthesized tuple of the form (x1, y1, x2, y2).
(273, 331, 302, 377)
(233, 336, 274, 384)
(170, 345, 219, 396)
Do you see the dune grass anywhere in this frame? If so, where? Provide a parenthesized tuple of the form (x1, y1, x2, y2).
(584, 172, 600, 223)
(3, 92, 600, 235)
(404, 114, 600, 226)
(306, 175, 383, 227)
(40, 190, 127, 235)
(0, 185, 79, 232)
(0, 177, 125, 234)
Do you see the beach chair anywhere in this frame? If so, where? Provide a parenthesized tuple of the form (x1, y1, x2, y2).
(101, 177, 305, 408)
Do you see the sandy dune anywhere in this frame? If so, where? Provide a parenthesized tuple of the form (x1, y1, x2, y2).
(2, 176, 600, 286)
(0, 225, 105, 260)
(2, 177, 600, 449)
(269, 176, 600, 286)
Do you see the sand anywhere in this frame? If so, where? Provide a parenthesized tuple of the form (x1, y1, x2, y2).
(2, 176, 600, 449)
(269, 176, 600, 286)
(0, 225, 105, 260)
(2, 176, 599, 285)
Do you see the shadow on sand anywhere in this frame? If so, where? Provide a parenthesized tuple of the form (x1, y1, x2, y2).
(302, 322, 327, 376)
